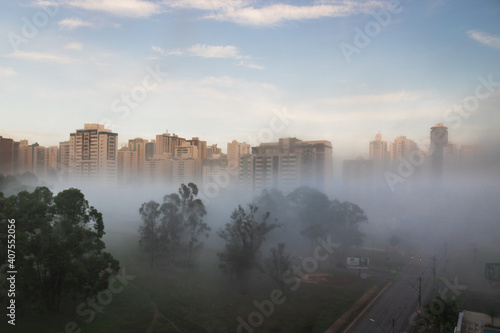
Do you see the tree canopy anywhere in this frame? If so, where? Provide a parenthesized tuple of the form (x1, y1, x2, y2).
(0, 187, 119, 314)
(138, 183, 209, 266)
(217, 204, 280, 282)
(268, 186, 368, 247)
(138, 200, 163, 268)
(266, 242, 291, 294)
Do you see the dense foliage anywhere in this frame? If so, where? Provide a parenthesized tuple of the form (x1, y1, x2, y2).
(217, 205, 280, 282)
(138, 183, 209, 267)
(0, 186, 120, 314)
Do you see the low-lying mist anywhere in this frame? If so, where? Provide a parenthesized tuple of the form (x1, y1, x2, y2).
(48, 172, 499, 290)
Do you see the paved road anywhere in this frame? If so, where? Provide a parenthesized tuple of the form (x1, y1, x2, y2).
(344, 259, 434, 333)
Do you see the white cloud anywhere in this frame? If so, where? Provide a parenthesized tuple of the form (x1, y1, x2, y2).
(186, 44, 243, 58)
(167, 49, 184, 56)
(163, 0, 385, 26)
(0, 67, 17, 78)
(5, 51, 74, 64)
(66, 0, 161, 18)
(148, 75, 281, 122)
(28, 0, 60, 7)
(323, 91, 425, 106)
(59, 17, 94, 29)
(163, 0, 249, 11)
(163, 44, 264, 69)
(64, 41, 83, 50)
(237, 60, 264, 70)
(151, 46, 166, 55)
(205, 2, 384, 26)
(467, 30, 500, 50)
(198, 76, 275, 90)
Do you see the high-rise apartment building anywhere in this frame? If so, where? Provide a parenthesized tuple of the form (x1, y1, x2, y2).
(68, 124, 118, 184)
(16, 140, 30, 174)
(172, 158, 198, 187)
(58, 141, 71, 180)
(369, 133, 388, 175)
(117, 147, 139, 184)
(47, 146, 58, 171)
(202, 157, 227, 187)
(175, 141, 199, 159)
(343, 158, 374, 181)
(429, 123, 448, 178)
(155, 131, 185, 157)
(0, 136, 14, 175)
(369, 133, 387, 160)
(144, 154, 171, 185)
(187, 137, 207, 161)
(117, 138, 149, 184)
(145, 141, 155, 160)
(238, 154, 254, 199)
(32, 145, 47, 178)
(227, 140, 251, 171)
(207, 144, 222, 159)
(239, 138, 332, 196)
(171, 141, 201, 186)
(128, 138, 148, 174)
(390, 136, 417, 161)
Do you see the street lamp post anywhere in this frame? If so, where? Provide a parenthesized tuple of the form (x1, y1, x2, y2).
(401, 276, 422, 310)
(418, 276, 422, 310)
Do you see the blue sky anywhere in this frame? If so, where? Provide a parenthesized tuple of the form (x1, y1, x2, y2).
(1, 0, 499, 158)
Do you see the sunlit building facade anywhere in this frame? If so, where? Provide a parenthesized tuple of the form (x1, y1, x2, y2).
(239, 137, 333, 196)
(68, 124, 118, 185)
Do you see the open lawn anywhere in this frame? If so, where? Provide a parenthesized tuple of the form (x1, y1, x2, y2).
(4, 231, 382, 333)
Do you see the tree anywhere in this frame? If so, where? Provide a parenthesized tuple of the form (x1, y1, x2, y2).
(0, 172, 37, 196)
(287, 187, 368, 248)
(138, 200, 163, 268)
(0, 187, 120, 314)
(255, 188, 291, 224)
(267, 242, 291, 294)
(486, 309, 499, 327)
(287, 187, 332, 247)
(329, 200, 367, 247)
(217, 205, 280, 283)
(422, 296, 459, 333)
(160, 183, 209, 263)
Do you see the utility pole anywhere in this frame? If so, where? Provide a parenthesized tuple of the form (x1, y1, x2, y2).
(418, 277, 422, 310)
(444, 242, 448, 273)
(432, 255, 437, 288)
(391, 318, 395, 333)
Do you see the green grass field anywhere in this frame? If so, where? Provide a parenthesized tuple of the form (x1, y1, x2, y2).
(4, 231, 381, 333)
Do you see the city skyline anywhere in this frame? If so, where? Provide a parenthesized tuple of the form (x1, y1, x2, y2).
(1, 0, 500, 159)
(0, 121, 485, 181)
(0, 121, 477, 158)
